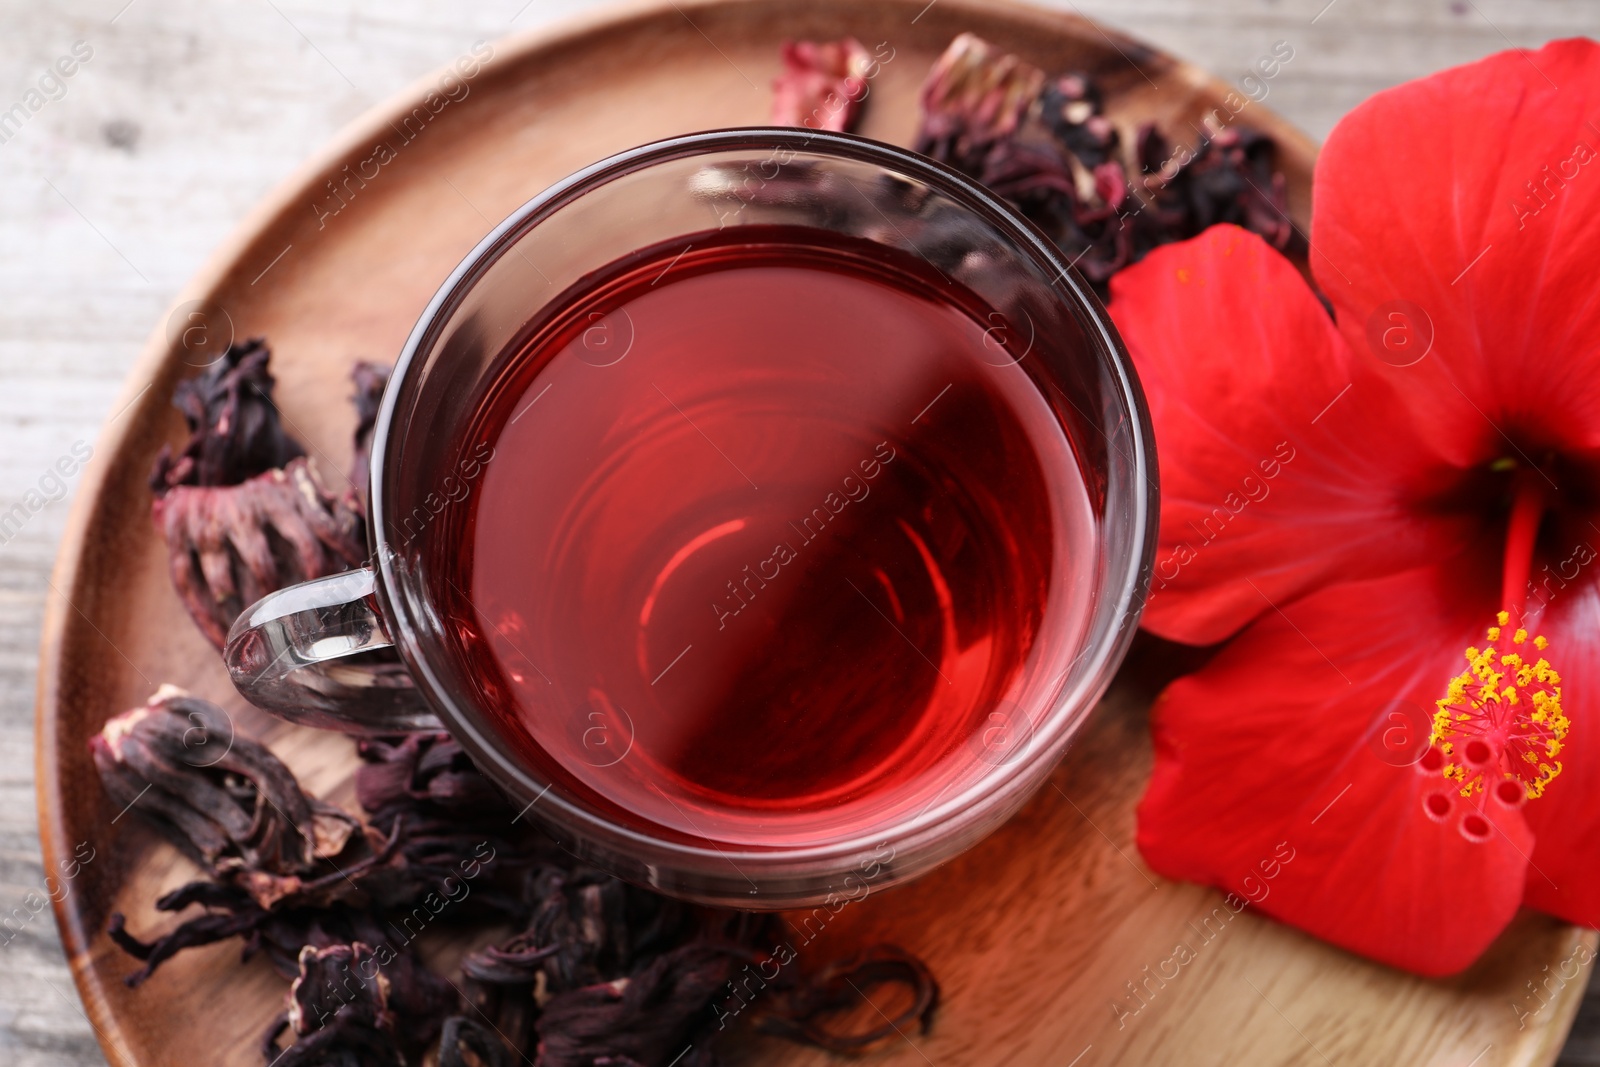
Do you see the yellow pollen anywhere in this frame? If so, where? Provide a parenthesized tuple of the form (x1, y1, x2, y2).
(1432, 616, 1567, 801)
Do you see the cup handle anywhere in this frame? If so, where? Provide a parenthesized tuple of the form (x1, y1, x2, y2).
(223, 567, 443, 733)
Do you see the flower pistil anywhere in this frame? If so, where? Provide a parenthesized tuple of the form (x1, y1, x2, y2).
(1432, 611, 1567, 802)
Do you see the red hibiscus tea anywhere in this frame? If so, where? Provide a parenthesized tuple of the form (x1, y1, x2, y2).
(435, 228, 1096, 848)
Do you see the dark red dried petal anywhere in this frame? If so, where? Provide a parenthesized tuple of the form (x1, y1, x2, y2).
(108, 904, 268, 987)
(438, 1016, 519, 1067)
(153, 457, 365, 647)
(150, 338, 305, 494)
(912, 33, 1300, 293)
(755, 944, 940, 1054)
(1133, 124, 1298, 259)
(92, 690, 363, 899)
(770, 38, 872, 133)
(535, 943, 749, 1067)
(913, 32, 1046, 171)
(287, 943, 393, 1037)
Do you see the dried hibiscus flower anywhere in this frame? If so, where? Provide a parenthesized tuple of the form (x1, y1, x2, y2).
(98, 700, 534, 983)
(459, 866, 701, 1001)
(1130, 123, 1294, 256)
(912, 32, 1297, 287)
(110, 882, 448, 1015)
(150, 338, 304, 493)
(261, 942, 401, 1067)
(753, 944, 939, 1054)
(101, 702, 940, 1065)
(770, 37, 877, 133)
(1109, 39, 1600, 975)
(533, 941, 753, 1067)
(351, 733, 543, 913)
(914, 32, 1047, 176)
(153, 457, 365, 647)
(355, 732, 508, 825)
(458, 870, 941, 1066)
(261, 938, 455, 1067)
(455, 866, 730, 1062)
(438, 1016, 519, 1067)
(91, 687, 361, 909)
(150, 340, 369, 647)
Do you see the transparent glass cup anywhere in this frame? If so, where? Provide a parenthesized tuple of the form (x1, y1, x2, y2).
(224, 129, 1157, 908)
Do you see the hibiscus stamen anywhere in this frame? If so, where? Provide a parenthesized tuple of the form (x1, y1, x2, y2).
(1423, 466, 1568, 814)
(1431, 614, 1567, 802)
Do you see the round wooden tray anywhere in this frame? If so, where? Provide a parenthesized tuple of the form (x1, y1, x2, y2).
(36, 0, 1595, 1064)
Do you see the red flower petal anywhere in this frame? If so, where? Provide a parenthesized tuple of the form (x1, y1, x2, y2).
(1109, 226, 1465, 645)
(1520, 576, 1600, 926)
(1137, 559, 1532, 976)
(1312, 39, 1600, 463)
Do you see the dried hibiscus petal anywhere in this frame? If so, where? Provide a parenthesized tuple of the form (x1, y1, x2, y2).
(355, 733, 506, 824)
(92, 688, 362, 907)
(459, 870, 738, 1062)
(460, 866, 696, 1000)
(261, 939, 451, 1067)
(534, 942, 752, 1067)
(912, 33, 1300, 290)
(1132, 124, 1297, 257)
(153, 457, 365, 647)
(771, 37, 873, 133)
(150, 338, 305, 493)
(99, 692, 945, 1063)
(755, 944, 940, 1054)
(913, 35, 1126, 277)
(107, 883, 273, 986)
(914, 32, 1046, 171)
(353, 734, 539, 913)
(1040, 72, 1113, 165)
(261, 943, 400, 1067)
(438, 1016, 519, 1067)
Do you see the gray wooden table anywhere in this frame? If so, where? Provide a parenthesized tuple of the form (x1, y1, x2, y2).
(3, 1, 1597, 1063)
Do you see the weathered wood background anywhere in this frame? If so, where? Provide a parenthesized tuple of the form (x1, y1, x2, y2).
(3, 0, 1598, 1063)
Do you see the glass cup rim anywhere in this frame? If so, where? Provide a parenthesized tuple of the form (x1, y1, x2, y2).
(368, 127, 1157, 879)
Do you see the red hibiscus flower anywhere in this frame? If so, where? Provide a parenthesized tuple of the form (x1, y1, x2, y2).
(1108, 38, 1600, 976)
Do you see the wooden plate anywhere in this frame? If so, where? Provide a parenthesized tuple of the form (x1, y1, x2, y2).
(35, 0, 1595, 1064)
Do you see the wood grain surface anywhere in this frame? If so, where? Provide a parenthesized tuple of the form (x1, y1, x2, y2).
(7, 1, 1600, 1065)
